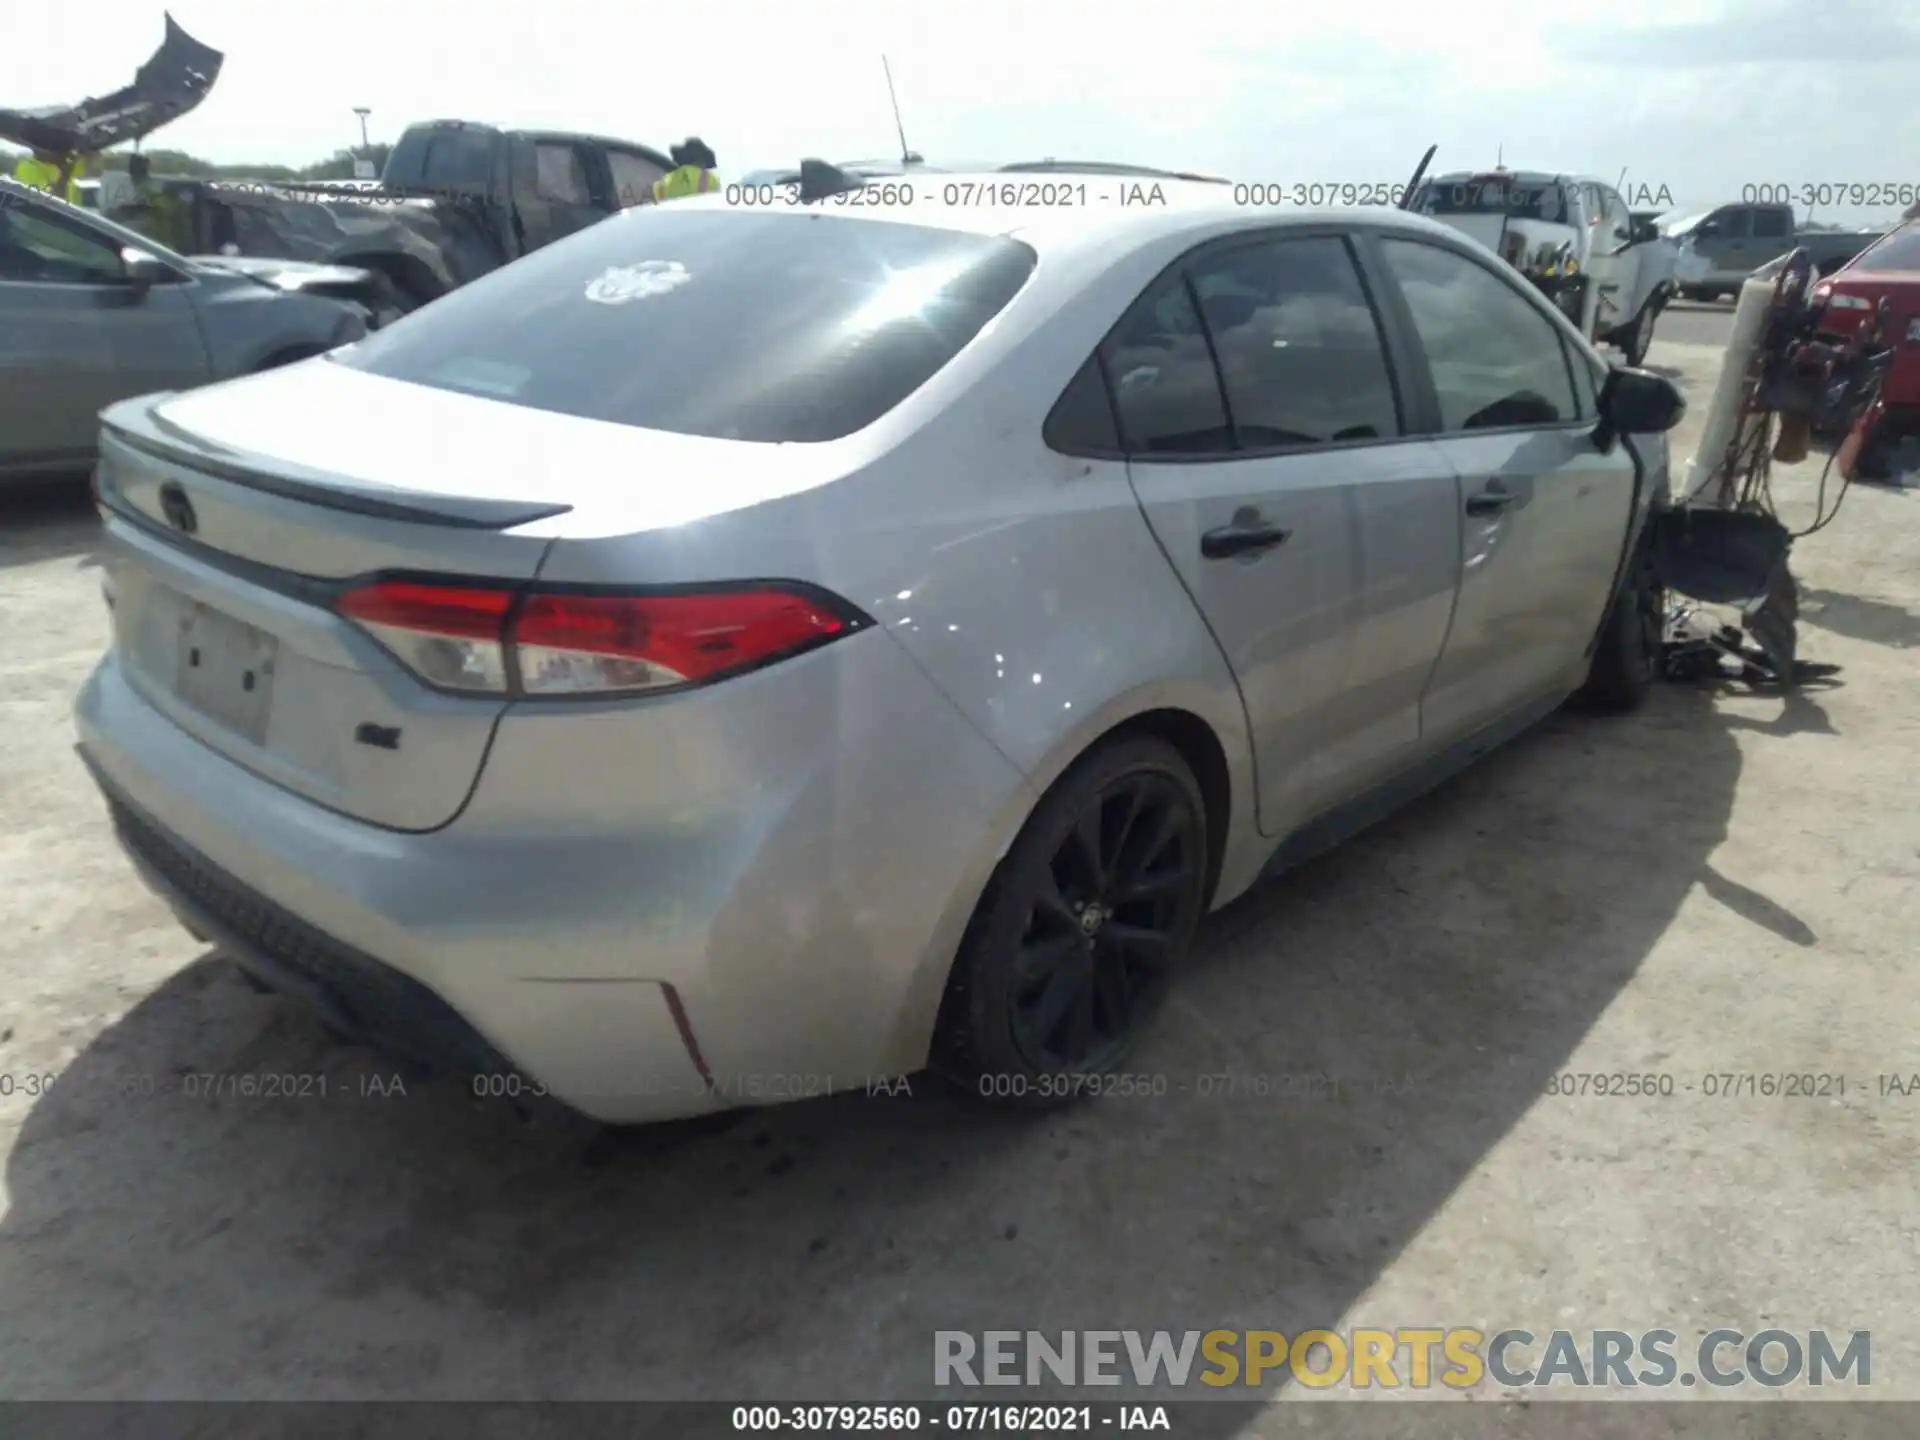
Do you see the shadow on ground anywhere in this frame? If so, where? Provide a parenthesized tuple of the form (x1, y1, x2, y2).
(1801, 586, 1920, 649)
(0, 685, 1755, 1405)
(0, 479, 99, 571)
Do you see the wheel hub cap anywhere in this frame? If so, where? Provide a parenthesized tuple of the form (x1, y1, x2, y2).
(1077, 902, 1110, 936)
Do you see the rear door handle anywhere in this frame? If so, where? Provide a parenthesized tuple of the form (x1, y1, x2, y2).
(1465, 485, 1517, 517)
(1201, 521, 1292, 560)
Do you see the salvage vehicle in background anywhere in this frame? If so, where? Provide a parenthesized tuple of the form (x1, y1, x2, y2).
(124, 120, 676, 317)
(1810, 220, 1920, 477)
(0, 178, 370, 484)
(1668, 203, 1885, 299)
(74, 175, 1687, 1123)
(1412, 168, 1678, 365)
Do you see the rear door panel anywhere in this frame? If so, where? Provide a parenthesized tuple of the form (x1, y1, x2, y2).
(1130, 444, 1459, 837)
(1112, 233, 1460, 838)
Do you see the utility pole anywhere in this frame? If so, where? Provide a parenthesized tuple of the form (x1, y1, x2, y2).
(353, 107, 372, 152)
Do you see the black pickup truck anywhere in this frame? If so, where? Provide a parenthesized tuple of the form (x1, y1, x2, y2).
(136, 120, 675, 316)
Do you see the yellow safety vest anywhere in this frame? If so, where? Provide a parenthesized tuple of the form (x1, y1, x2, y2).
(13, 154, 83, 203)
(652, 166, 720, 202)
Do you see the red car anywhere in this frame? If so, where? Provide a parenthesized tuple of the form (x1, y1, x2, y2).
(1812, 222, 1920, 463)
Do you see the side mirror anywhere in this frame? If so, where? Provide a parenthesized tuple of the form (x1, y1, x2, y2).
(119, 246, 166, 292)
(1598, 366, 1685, 438)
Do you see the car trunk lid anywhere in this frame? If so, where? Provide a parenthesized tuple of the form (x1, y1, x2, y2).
(93, 360, 860, 831)
(94, 363, 578, 833)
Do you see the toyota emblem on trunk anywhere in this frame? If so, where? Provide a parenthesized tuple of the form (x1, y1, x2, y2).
(159, 481, 197, 535)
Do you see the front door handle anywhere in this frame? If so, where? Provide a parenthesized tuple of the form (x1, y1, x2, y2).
(1465, 485, 1517, 517)
(1201, 520, 1292, 560)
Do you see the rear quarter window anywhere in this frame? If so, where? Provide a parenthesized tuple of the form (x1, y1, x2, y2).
(334, 209, 1037, 443)
(1852, 225, 1920, 271)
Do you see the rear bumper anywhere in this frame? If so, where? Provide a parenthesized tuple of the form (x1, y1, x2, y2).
(74, 627, 1028, 1123)
(1882, 354, 1920, 412)
(77, 707, 715, 1122)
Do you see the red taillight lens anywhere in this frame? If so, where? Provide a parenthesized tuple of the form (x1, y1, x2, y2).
(334, 580, 860, 697)
(515, 589, 851, 694)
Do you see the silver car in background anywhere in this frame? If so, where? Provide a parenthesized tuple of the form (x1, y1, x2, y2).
(73, 180, 1683, 1123)
(0, 178, 372, 483)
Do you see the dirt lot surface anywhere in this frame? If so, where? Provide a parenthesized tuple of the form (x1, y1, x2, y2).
(2, 330, 1917, 1420)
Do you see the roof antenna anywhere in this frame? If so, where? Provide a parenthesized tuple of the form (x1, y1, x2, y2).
(882, 56, 920, 167)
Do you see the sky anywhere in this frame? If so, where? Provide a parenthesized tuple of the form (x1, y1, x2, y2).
(5, 0, 1918, 225)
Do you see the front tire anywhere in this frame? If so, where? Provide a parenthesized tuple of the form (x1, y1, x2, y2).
(1578, 533, 1664, 712)
(936, 737, 1210, 1106)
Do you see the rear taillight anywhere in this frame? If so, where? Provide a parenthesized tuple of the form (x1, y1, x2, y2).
(336, 580, 515, 692)
(333, 579, 864, 698)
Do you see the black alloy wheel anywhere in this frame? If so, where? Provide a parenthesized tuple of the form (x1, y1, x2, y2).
(941, 737, 1210, 1100)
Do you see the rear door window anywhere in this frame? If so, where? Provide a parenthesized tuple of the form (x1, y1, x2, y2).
(1750, 208, 1790, 240)
(534, 143, 591, 205)
(1100, 272, 1235, 454)
(1184, 235, 1401, 448)
(335, 209, 1037, 443)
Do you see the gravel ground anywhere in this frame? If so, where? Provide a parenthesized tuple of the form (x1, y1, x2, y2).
(1, 332, 1916, 1419)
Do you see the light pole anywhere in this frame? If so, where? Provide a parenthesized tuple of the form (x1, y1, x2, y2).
(351, 108, 374, 178)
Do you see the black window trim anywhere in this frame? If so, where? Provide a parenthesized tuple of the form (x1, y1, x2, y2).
(1357, 228, 1598, 439)
(1045, 223, 1429, 465)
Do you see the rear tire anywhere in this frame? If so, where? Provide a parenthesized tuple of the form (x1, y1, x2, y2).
(1578, 533, 1664, 712)
(935, 737, 1210, 1107)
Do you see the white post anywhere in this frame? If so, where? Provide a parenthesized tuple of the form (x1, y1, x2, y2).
(1680, 275, 1777, 507)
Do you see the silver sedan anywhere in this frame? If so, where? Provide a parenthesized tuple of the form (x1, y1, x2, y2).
(0, 178, 371, 484)
(73, 178, 1683, 1122)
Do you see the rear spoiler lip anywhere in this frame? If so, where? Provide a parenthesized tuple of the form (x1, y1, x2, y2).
(100, 395, 574, 532)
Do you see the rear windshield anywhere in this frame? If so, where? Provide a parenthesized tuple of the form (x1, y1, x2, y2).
(1416, 176, 1571, 224)
(335, 209, 1038, 442)
(1851, 224, 1920, 272)
(383, 126, 495, 192)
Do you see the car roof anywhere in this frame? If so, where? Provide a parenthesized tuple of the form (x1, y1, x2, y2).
(658, 171, 1473, 266)
(1426, 169, 1596, 187)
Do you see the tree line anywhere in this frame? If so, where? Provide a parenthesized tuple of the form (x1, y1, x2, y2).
(1, 143, 394, 182)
